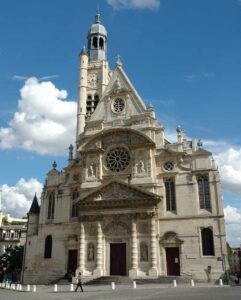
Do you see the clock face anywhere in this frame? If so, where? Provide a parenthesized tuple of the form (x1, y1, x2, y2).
(87, 73, 98, 88)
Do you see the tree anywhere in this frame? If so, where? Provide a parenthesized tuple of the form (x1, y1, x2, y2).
(0, 245, 24, 273)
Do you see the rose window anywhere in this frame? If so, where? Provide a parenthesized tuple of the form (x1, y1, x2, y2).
(163, 161, 174, 171)
(106, 147, 130, 172)
(113, 98, 125, 113)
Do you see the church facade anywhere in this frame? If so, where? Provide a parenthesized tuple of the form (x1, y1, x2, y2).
(22, 14, 227, 284)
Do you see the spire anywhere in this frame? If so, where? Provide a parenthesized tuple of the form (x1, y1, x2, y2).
(29, 193, 40, 214)
(116, 55, 122, 67)
(95, 10, 101, 24)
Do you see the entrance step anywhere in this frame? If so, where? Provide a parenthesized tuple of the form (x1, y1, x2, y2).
(85, 275, 190, 285)
(85, 276, 134, 285)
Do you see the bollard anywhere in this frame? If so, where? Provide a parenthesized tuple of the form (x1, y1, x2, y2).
(191, 279, 195, 287)
(11, 284, 16, 290)
(111, 282, 115, 290)
(173, 279, 177, 287)
(6, 283, 10, 289)
(33, 285, 36, 292)
(27, 284, 30, 292)
(54, 284, 58, 292)
(70, 284, 74, 292)
(19, 284, 22, 291)
(219, 279, 223, 286)
(133, 281, 136, 289)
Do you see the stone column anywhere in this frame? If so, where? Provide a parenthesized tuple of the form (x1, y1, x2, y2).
(149, 216, 158, 277)
(129, 219, 138, 278)
(78, 222, 85, 274)
(94, 221, 103, 276)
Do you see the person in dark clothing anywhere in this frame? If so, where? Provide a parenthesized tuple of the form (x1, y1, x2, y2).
(75, 272, 83, 292)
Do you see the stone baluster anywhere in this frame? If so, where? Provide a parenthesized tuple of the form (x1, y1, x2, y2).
(129, 219, 138, 277)
(149, 216, 158, 277)
(94, 221, 103, 276)
(79, 222, 85, 273)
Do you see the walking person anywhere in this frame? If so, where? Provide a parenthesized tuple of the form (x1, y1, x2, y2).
(75, 272, 83, 292)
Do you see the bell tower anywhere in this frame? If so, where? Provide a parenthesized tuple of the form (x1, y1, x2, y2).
(76, 13, 110, 142)
(87, 12, 107, 61)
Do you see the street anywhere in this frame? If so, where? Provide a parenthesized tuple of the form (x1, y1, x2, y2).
(0, 285, 241, 300)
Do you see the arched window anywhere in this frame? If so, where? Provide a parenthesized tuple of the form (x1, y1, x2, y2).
(44, 235, 52, 258)
(99, 37, 104, 49)
(201, 228, 214, 256)
(140, 242, 148, 262)
(47, 192, 55, 220)
(93, 37, 98, 49)
(197, 175, 211, 210)
(165, 179, 176, 211)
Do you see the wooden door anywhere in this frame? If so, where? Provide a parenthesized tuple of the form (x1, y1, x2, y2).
(67, 249, 78, 274)
(166, 247, 180, 276)
(110, 243, 127, 275)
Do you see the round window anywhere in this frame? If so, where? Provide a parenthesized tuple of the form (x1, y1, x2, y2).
(163, 161, 174, 171)
(106, 147, 130, 172)
(112, 98, 125, 113)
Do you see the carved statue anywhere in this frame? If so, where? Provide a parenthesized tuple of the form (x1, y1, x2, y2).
(88, 163, 95, 177)
(87, 243, 95, 261)
(137, 160, 146, 174)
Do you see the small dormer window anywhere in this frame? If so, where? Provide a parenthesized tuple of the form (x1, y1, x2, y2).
(112, 98, 125, 113)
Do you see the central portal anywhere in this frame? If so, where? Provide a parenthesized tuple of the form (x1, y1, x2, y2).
(110, 243, 127, 276)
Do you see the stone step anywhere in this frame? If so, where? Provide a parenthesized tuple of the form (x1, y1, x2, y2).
(85, 275, 191, 285)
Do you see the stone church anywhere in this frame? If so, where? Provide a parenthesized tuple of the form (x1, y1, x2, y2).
(22, 14, 227, 284)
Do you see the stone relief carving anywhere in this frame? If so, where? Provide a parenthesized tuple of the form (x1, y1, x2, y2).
(138, 222, 149, 234)
(104, 221, 131, 236)
(86, 223, 97, 236)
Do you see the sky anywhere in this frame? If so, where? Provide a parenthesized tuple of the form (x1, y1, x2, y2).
(0, 0, 241, 246)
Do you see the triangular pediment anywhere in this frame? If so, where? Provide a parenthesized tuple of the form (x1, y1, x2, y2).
(90, 65, 147, 122)
(80, 179, 160, 203)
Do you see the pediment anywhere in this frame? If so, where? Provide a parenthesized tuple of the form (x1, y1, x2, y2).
(80, 180, 160, 203)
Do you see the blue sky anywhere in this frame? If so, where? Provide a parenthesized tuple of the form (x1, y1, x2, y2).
(0, 0, 241, 246)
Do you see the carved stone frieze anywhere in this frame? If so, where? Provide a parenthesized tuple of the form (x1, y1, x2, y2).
(79, 215, 103, 222)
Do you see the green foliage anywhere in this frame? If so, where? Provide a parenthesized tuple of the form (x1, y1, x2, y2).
(227, 242, 233, 271)
(0, 245, 24, 272)
(2, 216, 9, 225)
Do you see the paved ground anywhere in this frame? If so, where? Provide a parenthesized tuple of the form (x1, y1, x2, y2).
(0, 284, 241, 300)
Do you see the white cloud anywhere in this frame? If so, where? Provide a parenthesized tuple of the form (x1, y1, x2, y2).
(0, 77, 77, 155)
(214, 148, 241, 197)
(107, 0, 160, 10)
(12, 74, 59, 81)
(184, 71, 214, 82)
(1, 178, 43, 218)
(224, 205, 241, 247)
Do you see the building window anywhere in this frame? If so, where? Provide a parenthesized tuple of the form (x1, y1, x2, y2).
(44, 235, 52, 258)
(47, 192, 55, 220)
(140, 242, 148, 262)
(201, 228, 214, 256)
(197, 175, 211, 210)
(71, 189, 79, 218)
(165, 179, 176, 211)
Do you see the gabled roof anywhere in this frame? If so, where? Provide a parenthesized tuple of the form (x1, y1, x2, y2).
(90, 64, 147, 122)
(29, 193, 40, 214)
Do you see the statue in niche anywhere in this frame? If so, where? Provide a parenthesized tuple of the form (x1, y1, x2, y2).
(140, 242, 148, 262)
(87, 243, 95, 261)
(137, 160, 146, 174)
(88, 163, 96, 177)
